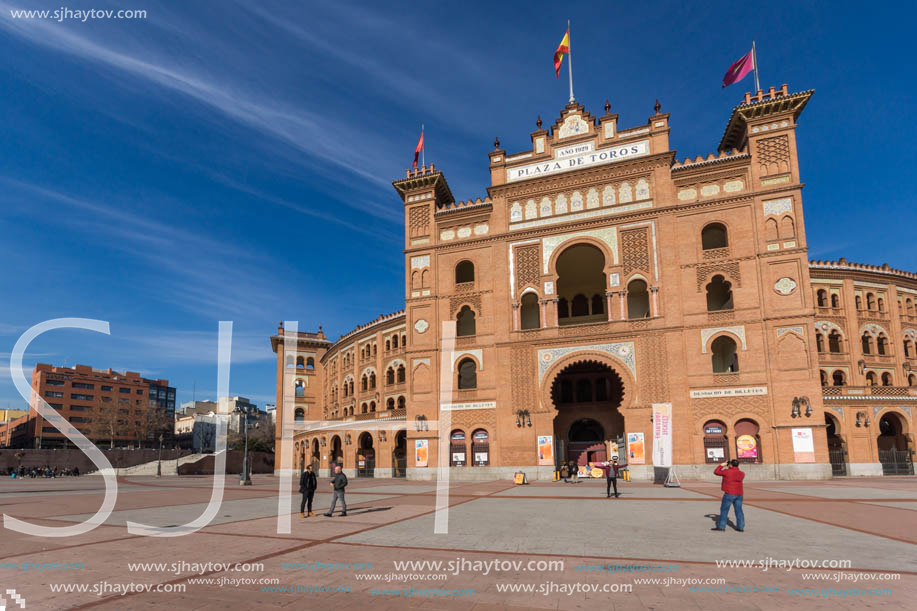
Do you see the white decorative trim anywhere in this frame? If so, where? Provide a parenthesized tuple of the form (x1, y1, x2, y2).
(441, 401, 496, 411)
(543, 281, 554, 295)
(774, 277, 797, 295)
(542, 227, 619, 273)
(860, 323, 889, 337)
(452, 349, 483, 372)
(411, 255, 430, 269)
(412, 358, 430, 369)
(510, 201, 652, 230)
(414, 319, 429, 334)
(558, 114, 589, 139)
(385, 359, 406, 370)
(701, 326, 747, 353)
(763, 197, 793, 216)
(537, 342, 636, 381)
(361, 366, 377, 377)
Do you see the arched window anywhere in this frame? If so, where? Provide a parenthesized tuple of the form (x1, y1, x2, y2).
(878, 297, 885, 312)
(361, 375, 368, 391)
(855, 295, 863, 310)
(392, 334, 399, 349)
(877, 335, 889, 356)
(833, 370, 846, 386)
(296, 356, 305, 369)
(703, 420, 729, 463)
(831, 294, 840, 308)
(816, 332, 826, 353)
(734, 419, 761, 463)
(373, 343, 377, 356)
(306, 357, 314, 370)
(765, 218, 778, 242)
(909, 374, 916, 387)
(701, 223, 728, 249)
(828, 331, 842, 353)
(865, 371, 877, 386)
(904, 339, 913, 359)
(385, 339, 391, 352)
(455, 260, 475, 284)
(471, 429, 490, 466)
(706, 275, 734, 311)
(908, 299, 915, 316)
(866, 293, 876, 310)
(627, 279, 650, 319)
(370, 401, 376, 412)
(862, 334, 873, 355)
(591, 294, 604, 315)
(571, 294, 589, 317)
(520, 292, 541, 329)
(817, 289, 828, 307)
(295, 379, 306, 398)
(456, 305, 476, 336)
(881, 372, 893, 386)
(386, 367, 395, 385)
(557, 297, 569, 319)
(711, 336, 739, 373)
(369, 372, 376, 388)
(457, 358, 477, 389)
(294, 408, 305, 422)
(576, 379, 592, 402)
(820, 370, 828, 386)
(387, 398, 395, 410)
(401, 333, 406, 346)
(779, 215, 795, 239)
(397, 364, 406, 383)
(397, 396, 405, 410)
(361, 402, 368, 414)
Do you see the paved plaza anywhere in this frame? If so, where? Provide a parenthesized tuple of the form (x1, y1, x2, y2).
(0, 474, 915, 609)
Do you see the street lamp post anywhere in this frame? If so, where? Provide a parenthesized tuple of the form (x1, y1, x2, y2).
(156, 432, 163, 477)
(240, 408, 252, 486)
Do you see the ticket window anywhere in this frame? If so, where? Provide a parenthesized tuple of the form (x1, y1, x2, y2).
(703, 421, 729, 463)
(734, 419, 761, 463)
(450, 430, 467, 467)
(471, 429, 490, 466)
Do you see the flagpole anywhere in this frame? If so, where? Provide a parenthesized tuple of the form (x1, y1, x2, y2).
(752, 40, 760, 93)
(567, 20, 574, 103)
(421, 124, 425, 167)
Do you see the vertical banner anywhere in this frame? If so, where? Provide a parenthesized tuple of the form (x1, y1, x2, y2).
(652, 403, 673, 467)
(626, 432, 645, 464)
(537, 435, 553, 465)
(791, 428, 815, 463)
(415, 440, 428, 467)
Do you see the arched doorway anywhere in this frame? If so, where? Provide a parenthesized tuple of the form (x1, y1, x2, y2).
(551, 360, 625, 466)
(703, 420, 728, 463)
(330, 435, 343, 470)
(357, 432, 375, 477)
(392, 430, 407, 478)
(311, 438, 320, 471)
(877, 412, 914, 475)
(825, 413, 847, 476)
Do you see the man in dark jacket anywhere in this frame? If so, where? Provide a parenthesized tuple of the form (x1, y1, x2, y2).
(299, 464, 317, 517)
(324, 465, 348, 517)
(712, 459, 745, 531)
(602, 457, 626, 498)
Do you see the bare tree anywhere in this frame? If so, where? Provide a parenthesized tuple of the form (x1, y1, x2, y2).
(89, 397, 124, 449)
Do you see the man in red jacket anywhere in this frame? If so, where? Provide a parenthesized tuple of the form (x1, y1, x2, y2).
(712, 459, 745, 531)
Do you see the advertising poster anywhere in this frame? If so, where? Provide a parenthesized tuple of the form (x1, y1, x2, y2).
(791, 428, 816, 463)
(652, 403, 673, 467)
(736, 434, 758, 460)
(414, 440, 428, 467)
(537, 435, 554, 465)
(707, 447, 725, 460)
(627, 432, 646, 464)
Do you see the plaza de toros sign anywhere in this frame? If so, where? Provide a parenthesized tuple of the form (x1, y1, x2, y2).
(506, 139, 650, 183)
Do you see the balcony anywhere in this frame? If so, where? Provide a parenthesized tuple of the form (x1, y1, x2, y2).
(817, 351, 850, 364)
(702, 247, 730, 260)
(816, 306, 844, 317)
(823, 385, 917, 399)
(857, 310, 890, 323)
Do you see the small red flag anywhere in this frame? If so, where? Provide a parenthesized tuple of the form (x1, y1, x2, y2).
(412, 129, 424, 168)
(722, 49, 755, 88)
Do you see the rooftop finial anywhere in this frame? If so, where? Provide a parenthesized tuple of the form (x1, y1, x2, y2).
(536, 115, 542, 128)
(654, 99, 662, 114)
(604, 99, 610, 113)
(494, 136, 500, 149)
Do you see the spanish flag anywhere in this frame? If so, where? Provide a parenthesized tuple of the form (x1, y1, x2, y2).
(554, 29, 569, 78)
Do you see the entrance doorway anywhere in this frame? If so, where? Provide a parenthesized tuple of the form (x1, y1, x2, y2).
(877, 412, 914, 475)
(311, 439, 320, 471)
(825, 413, 847, 476)
(551, 360, 625, 466)
(357, 432, 375, 477)
(393, 430, 407, 478)
(330, 436, 343, 469)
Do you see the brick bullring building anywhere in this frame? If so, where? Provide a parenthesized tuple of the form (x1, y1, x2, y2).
(272, 85, 915, 481)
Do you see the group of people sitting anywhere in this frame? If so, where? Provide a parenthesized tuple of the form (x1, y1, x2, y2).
(8, 465, 80, 478)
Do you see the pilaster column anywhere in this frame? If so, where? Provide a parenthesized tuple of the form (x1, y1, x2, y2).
(650, 286, 660, 317)
(606, 291, 615, 321)
(512, 303, 520, 331)
(539, 299, 549, 329)
(618, 290, 628, 320)
(552, 298, 560, 327)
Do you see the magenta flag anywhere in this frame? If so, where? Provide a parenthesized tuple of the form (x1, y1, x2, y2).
(722, 49, 755, 87)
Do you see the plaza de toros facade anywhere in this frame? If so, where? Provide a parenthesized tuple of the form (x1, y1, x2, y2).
(271, 85, 915, 481)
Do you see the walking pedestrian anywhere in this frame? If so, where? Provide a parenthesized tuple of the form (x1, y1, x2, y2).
(299, 464, 317, 518)
(560, 463, 569, 483)
(324, 465, 348, 517)
(712, 459, 745, 532)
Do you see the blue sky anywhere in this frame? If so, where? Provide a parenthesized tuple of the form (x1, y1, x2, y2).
(1, 0, 914, 409)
